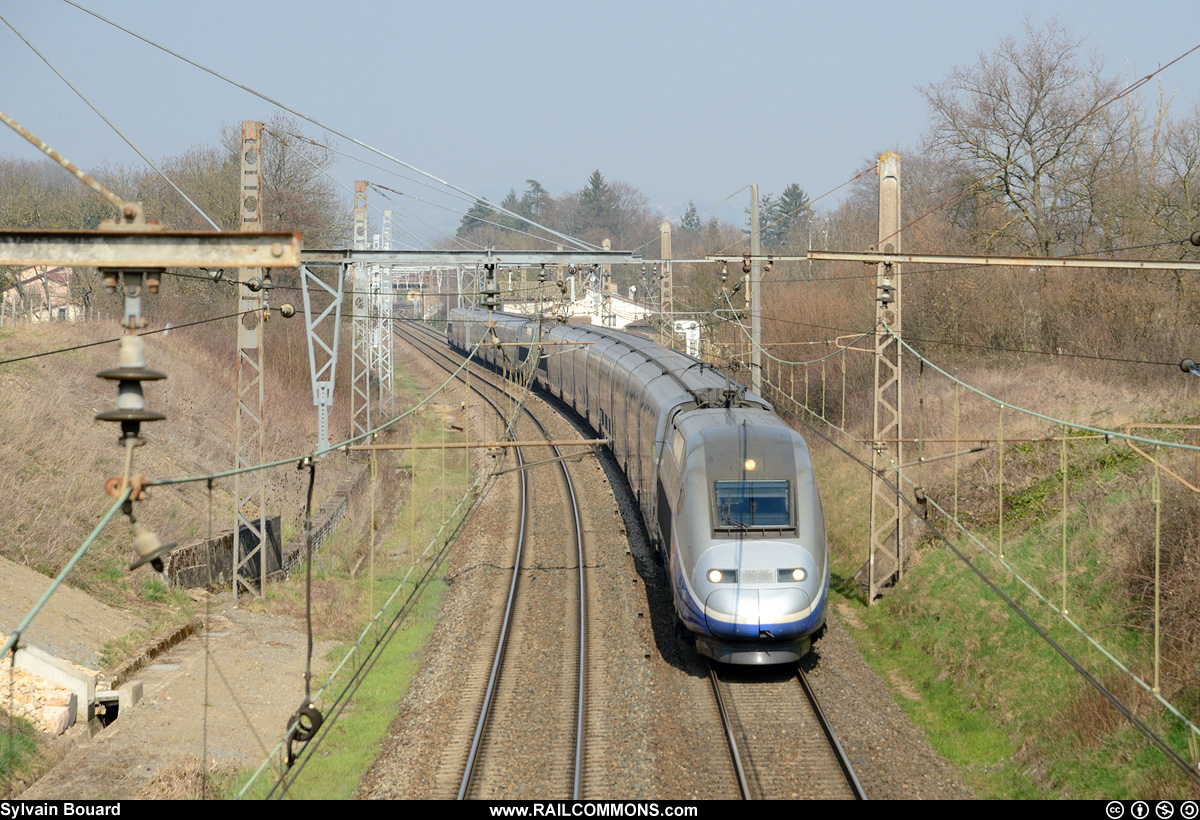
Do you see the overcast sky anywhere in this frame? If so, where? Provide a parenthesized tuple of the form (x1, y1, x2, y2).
(2, 1, 1198, 244)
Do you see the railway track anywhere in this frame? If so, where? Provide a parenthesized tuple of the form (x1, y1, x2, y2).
(394, 319, 591, 799)
(708, 660, 865, 800)
(392, 318, 863, 801)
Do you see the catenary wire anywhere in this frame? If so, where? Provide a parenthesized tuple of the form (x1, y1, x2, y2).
(366, 183, 481, 251)
(274, 129, 552, 251)
(59, 0, 599, 252)
(0, 12, 221, 230)
(259, 127, 425, 250)
(0, 309, 255, 366)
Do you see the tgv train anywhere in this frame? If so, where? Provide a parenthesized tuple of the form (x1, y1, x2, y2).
(447, 308, 828, 664)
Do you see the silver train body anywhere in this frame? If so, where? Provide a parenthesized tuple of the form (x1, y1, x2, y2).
(447, 308, 828, 664)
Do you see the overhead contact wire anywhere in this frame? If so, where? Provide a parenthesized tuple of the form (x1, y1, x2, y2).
(61, 0, 597, 252)
(0, 12, 220, 230)
(149, 334, 489, 488)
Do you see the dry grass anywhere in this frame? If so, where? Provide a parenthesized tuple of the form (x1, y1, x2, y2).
(0, 315, 361, 642)
(138, 755, 239, 800)
(1116, 481, 1200, 707)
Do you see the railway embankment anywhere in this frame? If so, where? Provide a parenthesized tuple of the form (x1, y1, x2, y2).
(809, 361, 1200, 799)
(0, 318, 366, 795)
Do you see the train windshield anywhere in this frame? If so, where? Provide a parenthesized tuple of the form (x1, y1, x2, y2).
(714, 480, 791, 528)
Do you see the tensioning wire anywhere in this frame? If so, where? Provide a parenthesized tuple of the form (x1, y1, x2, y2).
(148, 332, 488, 489)
(0, 489, 129, 659)
(61, 0, 598, 253)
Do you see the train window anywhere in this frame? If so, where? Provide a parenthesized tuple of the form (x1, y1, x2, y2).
(713, 480, 791, 528)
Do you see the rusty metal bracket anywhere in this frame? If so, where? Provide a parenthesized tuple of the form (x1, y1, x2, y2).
(1126, 424, 1200, 493)
(0, 230, 301, 268)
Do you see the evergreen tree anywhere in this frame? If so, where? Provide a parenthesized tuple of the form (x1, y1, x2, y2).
(578, 169, 616, 236)
(457, 198, 494, 236)
(751, 184, 811, 248)
(681, 201, 701, 233)
(520, 179, 549, 221)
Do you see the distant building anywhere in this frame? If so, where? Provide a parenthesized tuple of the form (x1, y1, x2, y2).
(1, 266, 82, 323)
(504, 283, 649, 330)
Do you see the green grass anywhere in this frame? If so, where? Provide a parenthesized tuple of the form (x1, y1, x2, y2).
(229, 365, 473, 799)
(0, 710, 41, 797)
(278, 576, 446, 800)
(140, 577, 169, 603)
(814, 430, 1200, 799)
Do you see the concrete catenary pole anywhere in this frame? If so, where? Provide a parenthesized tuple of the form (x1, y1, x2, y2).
(750, 184, 762, 393)
(867, 153, 903, 603)
(234, 121, 269, 599)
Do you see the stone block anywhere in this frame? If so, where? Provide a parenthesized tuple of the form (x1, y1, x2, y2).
(43, 704, 72, 735)
(119, 681, 143, 709)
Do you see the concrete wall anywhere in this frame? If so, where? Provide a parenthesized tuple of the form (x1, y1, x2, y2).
(280, 466, 370, 574)
(164, 466, 370, 588)
(164, 516, 281, 588)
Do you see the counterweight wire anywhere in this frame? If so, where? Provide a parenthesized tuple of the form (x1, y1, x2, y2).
(59, 0, 599, 253)
(0, 12, 221, 230)
(794, 407, 1200, 788)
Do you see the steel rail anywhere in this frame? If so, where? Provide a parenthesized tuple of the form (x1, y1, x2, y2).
(706, 660, 751, 799)
(397, 321, 586, 799)
(457, 435, 528, 800)
(796, 668, 867, 800)
(561, 406, 587, 801)
(388, 322, 528, 801)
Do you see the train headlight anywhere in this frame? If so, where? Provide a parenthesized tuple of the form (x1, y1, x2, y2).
(780, 568, 808, 582)
(744, 458, 756, 471)
(708, 569, 723, 583)
(707, 569, 735, 583)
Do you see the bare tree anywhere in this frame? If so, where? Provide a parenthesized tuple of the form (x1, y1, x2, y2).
(1157, 103, 1200, 245)
(920, 18, 1121, 255)
(222, 114, 351, 246)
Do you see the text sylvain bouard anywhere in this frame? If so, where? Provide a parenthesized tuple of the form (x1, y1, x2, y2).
(1, 805, 120, 817)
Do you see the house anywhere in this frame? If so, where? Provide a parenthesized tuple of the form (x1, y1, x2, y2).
(1, 266, 83, 323)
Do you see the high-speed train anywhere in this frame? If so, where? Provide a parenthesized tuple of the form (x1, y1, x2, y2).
(447, 307, 828, 664)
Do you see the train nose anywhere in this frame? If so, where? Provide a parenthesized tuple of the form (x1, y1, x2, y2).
(704, 587, 812, 640)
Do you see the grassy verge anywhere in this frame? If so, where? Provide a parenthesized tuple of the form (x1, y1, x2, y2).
(814, 432, 1200, 799)
(230, 369, 473, 799)
(0, 711, 42, 798)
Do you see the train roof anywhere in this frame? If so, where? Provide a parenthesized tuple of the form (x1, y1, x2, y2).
(457, 307, 772, 412)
